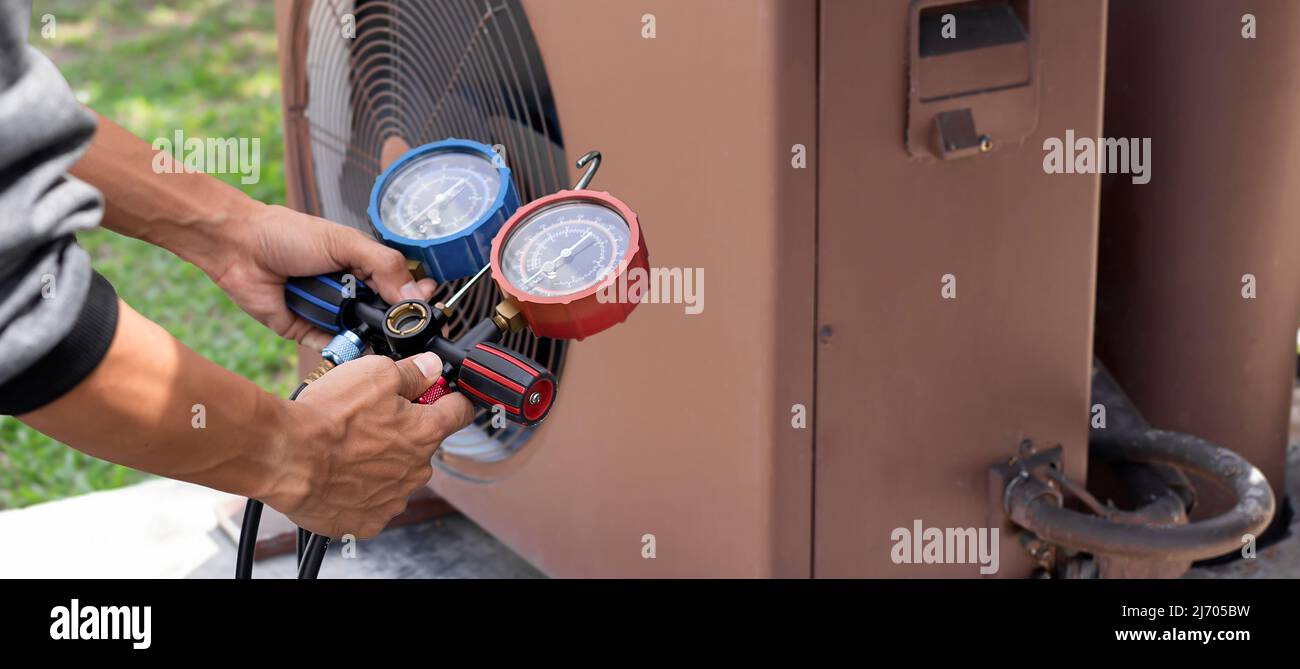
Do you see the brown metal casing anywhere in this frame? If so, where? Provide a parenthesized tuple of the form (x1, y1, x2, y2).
(1096, 0, 1300, 512)
(816, 0, 1106, 577)
(426, 0, 818, 577)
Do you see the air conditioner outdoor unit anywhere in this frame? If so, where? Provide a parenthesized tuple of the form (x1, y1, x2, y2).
(275, 0, 1298, 578)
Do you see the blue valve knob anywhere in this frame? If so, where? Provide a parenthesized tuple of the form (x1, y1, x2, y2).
(284, 272, 373, 334)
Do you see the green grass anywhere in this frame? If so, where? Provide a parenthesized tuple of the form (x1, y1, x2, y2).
(0, 0, 294, 509)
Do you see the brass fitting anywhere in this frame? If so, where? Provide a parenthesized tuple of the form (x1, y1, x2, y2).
(303, 360, 336, 385)
(492, 298, 527, 333)
(385, 301, 430, 336)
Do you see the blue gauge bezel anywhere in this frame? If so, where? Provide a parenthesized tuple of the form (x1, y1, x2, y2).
(367, 138, 515, 280)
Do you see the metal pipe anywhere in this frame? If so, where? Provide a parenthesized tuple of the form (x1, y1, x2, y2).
(1003, 362, 1275, 563)
(1090, 362, 1197, 512)
(1008, 429, 1274, 560)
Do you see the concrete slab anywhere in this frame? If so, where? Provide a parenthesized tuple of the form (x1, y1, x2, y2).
(0, 479, 542, 579)
(0, 478, 240, 578)
(187, 513, 544, 579)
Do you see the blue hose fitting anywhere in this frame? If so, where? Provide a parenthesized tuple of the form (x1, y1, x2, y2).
(321, 330, 365, 367)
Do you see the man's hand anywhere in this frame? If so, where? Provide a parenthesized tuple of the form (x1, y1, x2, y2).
(200, 204, 437, 350)
(271, 352, 475, 538)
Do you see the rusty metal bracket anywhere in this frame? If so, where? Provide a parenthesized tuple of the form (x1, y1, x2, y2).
(991, 440, 1064, 517)
(989, 440, 1064, 573)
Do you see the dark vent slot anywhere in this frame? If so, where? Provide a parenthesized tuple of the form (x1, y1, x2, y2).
(919, 2, 1028, 58)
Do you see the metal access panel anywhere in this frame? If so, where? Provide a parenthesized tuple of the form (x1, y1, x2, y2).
(815, 0, 1108, 577)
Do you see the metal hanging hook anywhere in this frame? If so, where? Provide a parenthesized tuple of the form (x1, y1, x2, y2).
(574, 150, 601, 190)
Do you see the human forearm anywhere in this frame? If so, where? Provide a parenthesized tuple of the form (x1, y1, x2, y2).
(17, 298, 305, 508)
(68, 111, 257, 272)
(17, 296, 476, 538)
(69, 110, 433, 349)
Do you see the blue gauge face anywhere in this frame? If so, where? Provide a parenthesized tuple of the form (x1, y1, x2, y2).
(500, 202, 632, 297)
(377, 150, 503, 240)
(368, 139, 518, 282)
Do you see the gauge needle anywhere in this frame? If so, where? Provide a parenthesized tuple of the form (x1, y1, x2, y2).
(406, 179, 468, 228)
(524, 231, 593, 286)
(428, 179, 470, 227)
(437, 179, 468, 206)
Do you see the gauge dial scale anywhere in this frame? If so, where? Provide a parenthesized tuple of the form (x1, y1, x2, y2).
(491, 190, 649, 340)
(368, 139, 518, 282)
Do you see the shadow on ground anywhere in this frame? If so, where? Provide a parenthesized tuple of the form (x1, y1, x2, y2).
(186, 515, 544, 579)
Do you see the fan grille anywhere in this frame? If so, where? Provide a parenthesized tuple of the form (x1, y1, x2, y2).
(283, 0, 568, 477)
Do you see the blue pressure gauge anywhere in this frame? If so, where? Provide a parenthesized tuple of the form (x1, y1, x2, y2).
(368, 139, 519, 282)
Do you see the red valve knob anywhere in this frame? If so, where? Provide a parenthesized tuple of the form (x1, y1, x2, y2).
(412, 346, 556, 427)
(416, 376, 453, 405)
(456, 342, 556, 426)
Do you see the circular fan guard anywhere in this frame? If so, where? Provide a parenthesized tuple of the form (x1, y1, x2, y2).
(281, 0, 568, 482)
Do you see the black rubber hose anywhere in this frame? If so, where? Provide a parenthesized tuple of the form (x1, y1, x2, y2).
(234, 381, 308, 579)
(298, 533, 331, 579)
(233, 499, 263, 579)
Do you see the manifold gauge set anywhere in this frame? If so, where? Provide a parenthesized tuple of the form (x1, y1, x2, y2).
(240, 138, 649, 579)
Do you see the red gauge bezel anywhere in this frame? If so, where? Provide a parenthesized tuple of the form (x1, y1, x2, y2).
(490, 189, 649, 340)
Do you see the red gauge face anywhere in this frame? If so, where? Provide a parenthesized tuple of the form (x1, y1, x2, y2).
(491, 190, 649, 340)
(499, 201, 631, 297)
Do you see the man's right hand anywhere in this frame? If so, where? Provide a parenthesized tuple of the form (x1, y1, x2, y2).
(270, 352, 476, 539)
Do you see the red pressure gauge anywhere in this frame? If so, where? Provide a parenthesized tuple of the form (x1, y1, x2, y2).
(490, 184, 649, 340)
